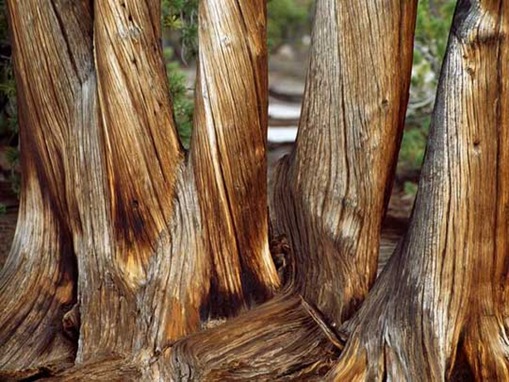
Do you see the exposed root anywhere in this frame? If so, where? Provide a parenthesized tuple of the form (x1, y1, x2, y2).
(0, 360, 73, 382)
(33, 293, 342, 381)
(161, 292, 342, 381)
(43, 357, 142, 382)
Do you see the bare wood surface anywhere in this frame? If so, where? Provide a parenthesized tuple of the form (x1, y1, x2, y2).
(2, 0, 509, 380)
(159, 293, 342, 381)
(2, 0, 281, 374)
(95, 0, 183, 258)
(329, 1, 509, 380)
(191, 0, 279, 316)
(76, 0, 186, 361)
(0, 0, 92, 369)
(270, 0, 418, 323)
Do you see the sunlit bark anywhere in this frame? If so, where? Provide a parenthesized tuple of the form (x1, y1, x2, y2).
(164, 0, 418, 378)
(1, 0, 278, 377)
(191, 0, 280, 316)
(270, 0, 417, 324)
(329, 1, 509, 380)
(1, 0, 507, 380)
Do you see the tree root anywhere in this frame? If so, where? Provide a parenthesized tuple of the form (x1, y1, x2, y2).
(159, 292, 342, 381)
(39, 357, 141, 382)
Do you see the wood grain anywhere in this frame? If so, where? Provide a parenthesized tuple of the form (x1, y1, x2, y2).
(2, 0, 508, 380)
(270, 0, 418, 323)
(329, 1, 509, 380)
(191, 0, 280, 316)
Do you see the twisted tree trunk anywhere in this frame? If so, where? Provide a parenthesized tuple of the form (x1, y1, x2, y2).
(0, 0, 278, 378)
(329, 1, 509, 380)
(1, 0, 507, 381)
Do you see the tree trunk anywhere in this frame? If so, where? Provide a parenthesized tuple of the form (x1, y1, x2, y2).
(270, 0, 417, 323)
(328, 1, 509, 380)
(1, 0, 278, 377)
(1, 0, 508, 380)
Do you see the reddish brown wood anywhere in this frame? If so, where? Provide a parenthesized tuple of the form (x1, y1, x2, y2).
(1, 0, 508, 380)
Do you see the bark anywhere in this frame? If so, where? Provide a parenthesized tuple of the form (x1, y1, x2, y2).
(78, 0, 186, 360)
(190, 0, 279, 316)
(148, 0, 418, 378)
(165, 293, 341, 381)
(1, 0, 418, 377)
(0, 0, 279, 376)
(270, 0, 417, 323)
(2, 0, 507, 380)
(328, 1, 509, 380)
(0, 172, 76, 370)
(0, 0, 89, 369)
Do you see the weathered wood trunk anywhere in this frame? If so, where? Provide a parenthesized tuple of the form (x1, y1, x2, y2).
(0, 0, 278, 377)
(270, 0, 418, 323)
(0, 0, 508, 380)
(329, 1, 509, 380)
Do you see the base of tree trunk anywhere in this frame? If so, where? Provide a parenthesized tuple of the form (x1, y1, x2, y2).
(0, 179, 77, 371)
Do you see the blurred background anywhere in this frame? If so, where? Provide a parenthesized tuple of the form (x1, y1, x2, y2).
(0, 0, 456, 257)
